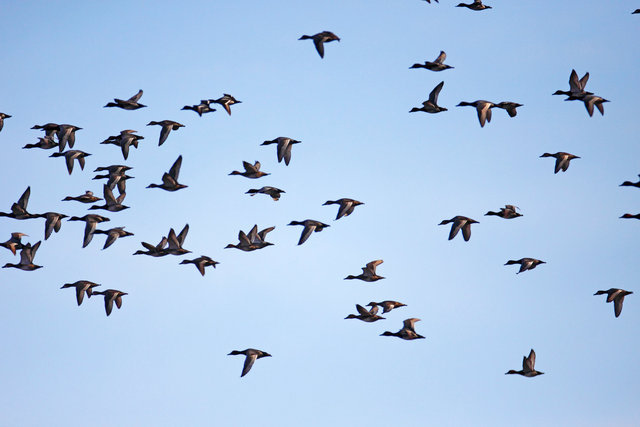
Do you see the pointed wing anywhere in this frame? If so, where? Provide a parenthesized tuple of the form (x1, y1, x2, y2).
(158, 125, 171, 146)
(336, 201, 353, 220)
(248, 225, 259, 243)
(568, 69, 580, 92)
(161, 173, 178, 187)
(29, 241, 41, 262)
(103, 230, 119, 249)
(76, 286, 85, 306)
(17, 187, 30, 210)
(142, 242, 156, 251)
(579, 72, 589, 91)
(169, 156, 182, 180)
(525, 349, 536, 371)
(65, 154, 75, 174)
(44, 215, 56, 240)
(313, 39, 325, 58)
(19, 246, 31, 265)
(403, 318, 420, 332)
(298, 224, 315, 245)
(364, 260, 383, 275)
(167, 228, 180, 249)
(434, 51, 446, 64)
(78, 155, 86, 171)
(584, 98, 595, 117)
(595, 101, 605, 116)
(196, 260, 206, 276)
(103, 185, 117, 206)
(477, 106, 487, 127)
(258, 226, 275, 241)
(448, 220, 463, 240)
(105, 296, 114, 316)
(128, 90, 143, 103)
(238, 230, 251, 246)
(356, 304, 370, 316)
(177, 224, 189, 246)
(241, 354, 258, 377)
(115, 295, 123, 309)
(614, 295, 625, 317)
(462, 222, 472, 241)
(83, 221, 97, 247)
(243, 161, 257, 173)
(276, 139, 288, 164)
(429, 81, 444, 104)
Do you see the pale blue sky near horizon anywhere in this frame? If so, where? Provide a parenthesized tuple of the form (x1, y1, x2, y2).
(1, 1, 639, 426)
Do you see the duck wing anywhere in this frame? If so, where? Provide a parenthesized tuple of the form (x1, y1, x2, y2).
(83, 221, 97, 248)
(104, 295, 114, 316)
(158, 124, 171, 146)
(103, 230, 119, 249)
(177, 224, 189, 246)
(276, 139, 289, 164)
(356, 304, 371, 316)
(579, 72, 590, 91)
(461, 221, 472, 241)
(17, 187, 31, 210)
(448, 220, 463, 240)
(241, 353, 258, 377)
(298, 224, 316, 245)
(403, 318, 420, 332)
(525, 349, 536, 371)
(364, 260, 383, 275)
(243, 161, 258, 173)
(168, 156, 182, 181)
(434, 50, 446, 64)
(313, 38, 325, 58)
(429, 81, 444, 104)
(614, 294, 625, 317)
(128, 90, 143, 103)
(336, 200, 353, 220)
(258, 226, 275, 241)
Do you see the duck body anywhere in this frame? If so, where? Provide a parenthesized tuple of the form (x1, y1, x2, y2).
(409, 51, 453, 72)
(299, 31, 340, 58)
(61, 280, 100, 306)
(104, 90, 145, 110)
(506, 349, 544, 377)
(246, 186, 285, 201)
(261, 137, 301, 166)
(323, 198, 364, 220)
(540, 152, 580, 174)
(49, 150, 91, 175)
(62, 191, 102, 204)
(180, 256, 219, 276)
(92, 289, 128, 316)
(89, 185, 128, 212)
(381, 318, 425, 340)
(494, 102, 523, 117)
(0, 187, 40, 220)
(147, 155, 187, 191)
(456, 100, 496, 127)
(94, 227, 134, 249)
(182, 100, 215, 116)
(485, 205, 522, 219)
(147, 120, 184, 146)
(229, 161, 269, 179)
(2, 241, 42, 271)
(410, 81, 447, 113)
(505, 258, 546, 274)
(439, 216, 478, 241)
(594, 288, 632, 317)
(23, 136, 59, 150)
(228, 349, 271, 377)
(345, 304, 385, 322)
(368, 300, 406, 314)
(344, 260, 384, 282)
(456, 1, 492, 10)
(210, 94, 241, 115)
(287, 220, 329, 245)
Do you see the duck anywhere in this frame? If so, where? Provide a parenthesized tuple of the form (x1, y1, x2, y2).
(247, 225, 275, 249)
(55, 124, 82, 152)
(0, 232, 27, 255)
(147, 155, 187, 192)
(409, 51, 453, 72)
(23, 137, 59, 150)
(299, 31, 340, 58)
(620, 175, 640, 188)
(287, 220, 330, 245)
(164, 224, 191, 255)
(229, 161, 269, 179)
(410, 81, 447, 113)
(224, 230, 256, 251)
(634, 9, 640, 14)
(456, 101, 496, 127)
(147, 120, 185, 146)
(181, 100, 216, 116)
(345, 304, 386, 322)
(245, 186, 285, 201)
(380, 318, 425, 340)
(540, 152, 580, 174)
(594, 288, 633, 317)
(323, 198, 364, 220)
(92, 289, 128, 316)
(494, 102, 523, 117)
(423, 0, 439, 3)
(62, 190, 102, 204)
(104, 89, 146, 110)
(93, 166, 134, 194)
(439, 216, 478, 241)
(37, 212, 68, 240)
(89, 185, 128, 212)
(485, 205, 522, 219)
(31, 123, 59, 138)
(620, 213, 640, 220)
(2, 241, 42, 271)
(344, 260, 385, 282)
(456, 1, 492, 11)
(100, 130, 143, 160)
(505, 258, 546, 274)
(93, 227, 134, 249)
(505, 349, 544, 377)
(67, 214, 110, 248)
(228, 349, 271, 377)
(180, 256, 220, 276)
(581, 94, 609, 117)
(0, 113, 11, 132)
(367, 300, 406, 314)
(133, 237, 169, 257)
(60, 280, 100, 306)
(210, 94, 241, 116)
(553, 69, 592, 99)
(49, 150, 91, 175)
(0, 187, 40, 220)
(261, 137, 301, 166)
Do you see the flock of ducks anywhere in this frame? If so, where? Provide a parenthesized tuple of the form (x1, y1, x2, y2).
(1, 4, 637, 380)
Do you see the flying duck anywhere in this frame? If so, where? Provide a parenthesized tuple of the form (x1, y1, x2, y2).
(55, 124, 82, 152)
(581, 94, 609, 117)
(60, 280, 100, 306)
(229, 161, 269, 179)
(31, 123, 59, 138)
(133, 237, 169, 257)
(367, 300, 406, 314)
(456, 1, 492, 10)
(299, 31, 340, 58)
(594, 288, 633, 318)
(246, 186, 285, 201)
(457, 100, 496, 127)
(485, 205, 522, 219)
(344, 260, 385, 282)
(67, 214, 110, 248)
(0, 113, 11, 132)
(49, 150, 91, 175)
(505, 258, 546, 274)
(180, 256, 219, 276)
(409, 51, 453, 71)
(323, 198, 364, 220)
(345, 304, 386, 322)
(505, 349, 544, 377)
(287, 220, 330, 245)
(620, 213, 640, 220)
(104, 89, 146, 110)
(228, 349, 271, 377)
(89, 185, 128, 212)
(164, 224, 191, 255)
(620, 175, 640, 188)
(23, 137, 59, 150)
(553, 69, 592, 99)
(100, 130, 143, 160)
(261, 137, 301, 166)
(2, 241, 42, 271)
(0, 187, 40, 220)
(210, 94, 241, 116)
(62, 190, 102, 204)
(494, 102, 523, 117)
(410, 81, 447, 113)
(181, 100, 216, 116)
(147, 155, 187, 191)
(439, 216, 478, 241)
(92, 289, 128, 316)
(0, 232, 27, 255)
(93, 227, 134, 249)
(147, 120, 185, 146)
(540, 152, 580, 174)
(380, 318, 425, 340)
(37, 212, 68, 240)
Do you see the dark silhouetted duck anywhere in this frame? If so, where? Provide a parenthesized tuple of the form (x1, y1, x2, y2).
(381, 318, 425, 340)
(0, 113, 10, 132)
(210, 94, 241, 116)
(94, 227, 134, 249)
(246, 186, 285, 201)
(494, 102, 523, 117)
(89, 185, 128, 212)
(620, 213, 640, 220)
(101, 130, 143, 160)
(0, 187, 40, 220)
(410, 81, 447, 113)
(93, 166, 134, 195)
(92, 289, 127, 316)
(147, 120, 184, 146)
(229, 161, 269, 179)
(368, 300, 406, 314)
(104, 89, 145, 110)
(261, 137, 301, 166)
(164, 224, 190, 255)
(620, 175, 640, 188)
(456, 0, 491, 10)
(23, 136, 59, 150)
(410, 51, 453, 72)
(61, 280, 100, 306)
(345, 260, 385, 282)
(37, 212, 68, 240)
(49, 150, 91, 175)
(2, 241, 42, 271)
(180, 256, 219, 276)
(55, 124, 82, 152)
(31, 123, 59, 138)
(581, 94, 609, 117)
(439, 216, 478, 241)
(634, 9, 640, 14)
(133, 237, 168, 257)
(505, 349, 544, 377)
(505, 258, 546, 274)
(67, 214, 110, 248)
(147, 155, 187, 192)
(594, 288, 633, 317)
(485, 205, 522, 219)
(323, 198, 364, 220)
(225, 230, 254, 251)
(457, 101, 496, 127)
(299, 31, 340, 58)
(540, 152, 580, 174)
(62, 190, 102, 204)
(288, 220, 330, 245)
(225, 226, 274, 251)
(182, 100, 216, 116)
(553, 69, 591, 99)
(345, 304, 385, 322)
(0, 232, 27, 255)
(228, 349, 271, 377)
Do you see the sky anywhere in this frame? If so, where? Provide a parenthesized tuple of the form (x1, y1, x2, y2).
(1, 1, 639, 426)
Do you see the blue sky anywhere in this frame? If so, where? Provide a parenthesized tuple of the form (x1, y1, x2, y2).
(1, 1, 639, 426)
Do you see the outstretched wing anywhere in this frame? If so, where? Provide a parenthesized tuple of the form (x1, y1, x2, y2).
(429, 81, 444, 104)
(128, 90, 143, 103)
